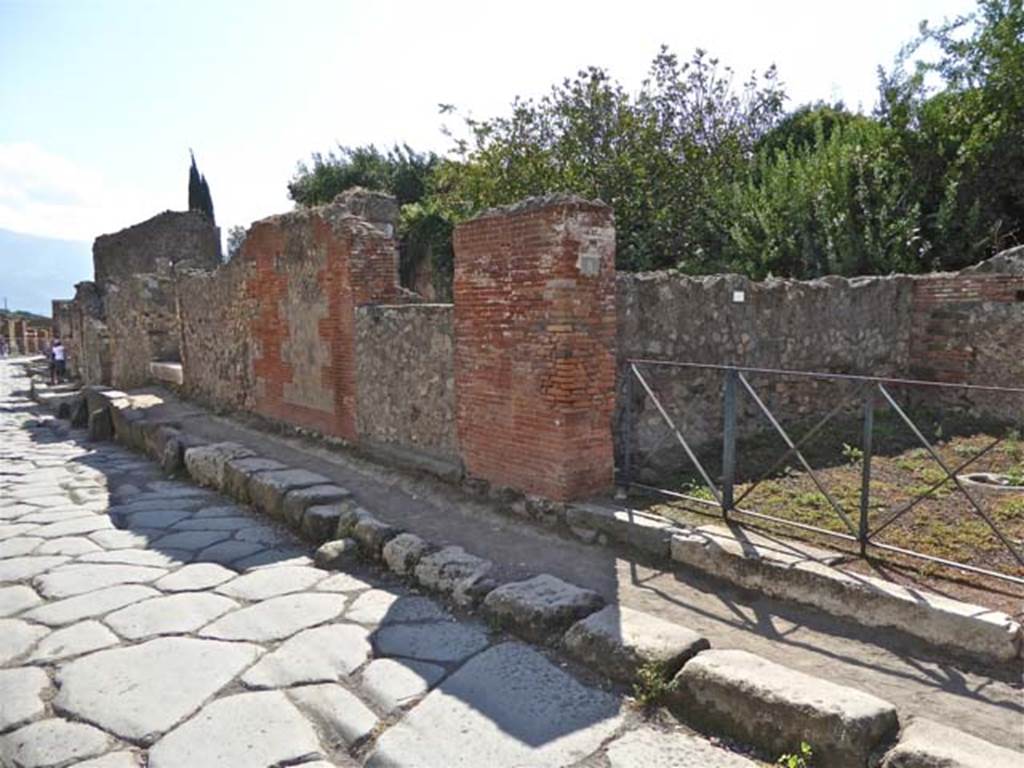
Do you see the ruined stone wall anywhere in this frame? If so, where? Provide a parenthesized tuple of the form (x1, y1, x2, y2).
(93, 210, 220, 284)
(68, 282, 109, 384)
(354, 304, 457, 463)
(454, 197, 617, 501)
(104, 273, 181, 390)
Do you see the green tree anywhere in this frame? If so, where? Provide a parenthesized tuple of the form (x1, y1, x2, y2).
(187, 151, 216, 223)
(287, 144, 438, 207)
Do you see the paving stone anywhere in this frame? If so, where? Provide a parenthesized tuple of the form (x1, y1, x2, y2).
(0, 719, 111, 768)
(674, 649, 898, 766)
(73, 751, 144, 767)
(192, 504, 247, 519)
(0, 556, 70, 581)
(170, 515, 253, 531)
(33, 537, 102, 556)
(881, 717, 1022, 768)
(359, 658, 445, 713)
(383, 533, 431, 576)
(104, 592, 240, 639)
(413, 546, 493, 605)
(374, 621, 491, 664)
(17, 509, 94, 525)
(483, 573, 604, 644)
(215, 565, 325, 600)
(21, 585, 161, 627)
(0, 667, 49, 731)
(283, 485, 350, 528)
(563, 605, 709, 682)
(77, 549, 190, 568)
(34, 564, 167, 599)
(241, 623, 372, 688)
(88, 529, 159, 550)
(122, 509, 191, 529)
(0, 585, 41, 617)
(183, 442, 254, 489)
(0, 537, 42, 558)
(314, 538, 360, 570)
(0, 523, 40, 541)
(235, 548, 312, 570)
(289, 683, 379, 748)
(33, 517, 114, 539)
(153, 562, 236, 592)
(0, 619, 48, 664)
(149, 530, 231, 552)
(302, 504, 347, 543)
(199, 592, 345, 641)
(248, 469, 331, 519)
(365, 642, 624, 768)
(221, 457, 286, 503)
(346, 590, 450, 626)
(193, 540, 266, 565)
(54, 637, 263, 743)
(605, 725, 759, 768)
(234, 523, 292, 545)
(27, 620, 120, 663)
(316, 572, 374, 593)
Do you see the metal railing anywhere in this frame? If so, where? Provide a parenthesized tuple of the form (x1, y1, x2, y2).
(620, 360, 1024, 585)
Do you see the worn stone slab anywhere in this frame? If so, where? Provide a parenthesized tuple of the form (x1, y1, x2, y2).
(0, 619, 49, 664)
(199, 592, 345, 642)
(215, 565, 325, 601)
(382, 533, 430, 576)
(28, 621, 117, 665)
(34, 563, 167, 599)
(0, 585, 42, 617)
(171, 515, 253, 531)
(21, 585, 161, 627)
(564, 605, 709, 682)
(122, 509, 191, 529)
(374, 620, 491, 664)
(413, 546, 493, 605)
(365, 642, 625, 768)
(283, 485, 350, 528)
(183, 442, 254, 489)
(359, 658, 445, 714)
(0, 537, 43, 558)
(0, 556, 70, 581)
(671, 526, 1022, 667)
(104, 592, 239, 639)
(194, 540, 266, 565)
(153, 562, 236, 592)
(150, 530, 231, 552)
(289, 683, 379, 748)
(352, 515, 401, 558)
(314, 538, 360, 570)
(78, 549, 190, 568)
(0, 667, 49, 731)
(54, 637, 262, 743)
(148, 690, 322, 768)
(221, 457, 286, 503)
(674, 649, 898, 766)
(881, 717, 1023, 768)
(89, 529, 159, 550)
(33, 517, 114, 539)
(483, 573, 604, 644)
(0, 719, 111, 768)
(316, 572, 374, 593)
(346, 590, 449, 626)
(74, 750, 143, 767)
(241, 623, 372, 688)
(605, 725, 759, 768)
(302, 504, 347, 543)
(248, 469, 331, 519)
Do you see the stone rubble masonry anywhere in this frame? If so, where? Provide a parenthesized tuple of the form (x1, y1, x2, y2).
(453, 196, 618, 501)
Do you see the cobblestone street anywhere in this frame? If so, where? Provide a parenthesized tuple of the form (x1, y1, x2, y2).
(0, 361, 762, 768)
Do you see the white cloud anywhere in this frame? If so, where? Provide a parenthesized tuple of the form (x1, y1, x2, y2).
(0, 142, 157, 241)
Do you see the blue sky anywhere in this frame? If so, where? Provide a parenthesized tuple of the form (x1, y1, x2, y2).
(1, 0, 975, 255)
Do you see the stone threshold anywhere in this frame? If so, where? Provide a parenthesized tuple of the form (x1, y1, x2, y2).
(28, 378, 1024, 768)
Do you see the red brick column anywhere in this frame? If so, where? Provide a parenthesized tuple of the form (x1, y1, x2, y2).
(453, 197, 617, 501)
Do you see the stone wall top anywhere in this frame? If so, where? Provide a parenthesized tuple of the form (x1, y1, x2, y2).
(93, 210, 221, 283)
(466, 194, 611, 224)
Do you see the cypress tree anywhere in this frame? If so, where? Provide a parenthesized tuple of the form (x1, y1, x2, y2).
(187, 150, 216, 224)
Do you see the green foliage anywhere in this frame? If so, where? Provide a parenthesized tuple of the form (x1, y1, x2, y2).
(226, 225, 247, 263)
(188, 151, 215, 224)
(632, 660, 677, 708)
(777, 741, 814, 768)
(842, 443, 864, 465)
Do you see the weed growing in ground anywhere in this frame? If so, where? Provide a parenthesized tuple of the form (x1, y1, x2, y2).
(776, 741, 814, 768)
(632, 661, 676, 709)
(841, 443, 863, 465)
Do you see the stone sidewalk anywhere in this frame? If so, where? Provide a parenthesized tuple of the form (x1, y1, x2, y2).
(0, 361, 763, 767)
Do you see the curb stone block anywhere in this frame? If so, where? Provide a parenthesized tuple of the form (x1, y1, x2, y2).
(248, 469, 331, 519)
(567, 503, 683, 558)
(482, 574, 604, 645)
(315, 539, 360, 570)
(222, 457, 286, 503)
(673, 649, 898, 767)
(184, 443, 255, 489)
(414, 547, 493, 601)
(352, 517, 401, 559)
(302, 504, 348, 544)
(335, 505, 372, 538)
(880, 717, 1022, 768)
(283, 485, 351, 528)
(563, 605, 710, 683)
(382, 534, 431, 576)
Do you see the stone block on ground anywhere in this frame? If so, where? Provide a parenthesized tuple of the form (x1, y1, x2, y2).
(222, 457, 286, 503)
(566, 503, 684, 557)
(248, 469, 330, 519)
(413, 546, 494, 606)
(282, 485, 351, 528)
(483, 573, 604, 644)
(383, 533, 431, 576)
(302, 504, 348, 544)
(605, 725, 759, 768)
(314, 538, 360, 570)
(183, 443, 254, 489)
(563, 604, 709, 682)
(673, 649, 898, 767)
(334, 504, 372, 538)
(881, 717, 1022, 768)
(352, 515, 401, 559)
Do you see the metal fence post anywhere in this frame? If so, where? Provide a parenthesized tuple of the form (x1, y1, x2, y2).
(721, 368, 738, 517)
(858, 388, 875, 556)
(622, 369, 635, 490)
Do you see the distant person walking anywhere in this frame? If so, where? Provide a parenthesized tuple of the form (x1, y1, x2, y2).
(50, 338, 66, 385)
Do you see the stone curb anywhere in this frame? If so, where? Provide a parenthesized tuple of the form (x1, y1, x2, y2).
(32, 381, 1023, 766)
(569, 503, 1023, 669)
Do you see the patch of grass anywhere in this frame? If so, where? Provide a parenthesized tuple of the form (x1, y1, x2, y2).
(777, 742, 814, 768)
(632, 660, 677, 709)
